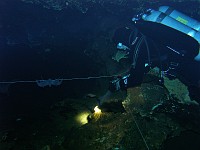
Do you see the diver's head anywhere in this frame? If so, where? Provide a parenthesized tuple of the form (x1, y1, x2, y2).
(112, 26, 139, 50)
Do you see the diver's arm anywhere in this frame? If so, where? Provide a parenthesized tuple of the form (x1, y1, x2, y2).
(98, 75, 130, 106)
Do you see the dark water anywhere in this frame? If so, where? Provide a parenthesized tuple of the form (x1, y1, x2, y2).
(0, 1, 98, 80)
(163, 130, 200, 150)
(0, 0, 108, 141)
(0, 0, 200, 149)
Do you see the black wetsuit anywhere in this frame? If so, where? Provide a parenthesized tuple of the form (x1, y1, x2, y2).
(135, 21, 199, 60)
(112, 21, 199, 90)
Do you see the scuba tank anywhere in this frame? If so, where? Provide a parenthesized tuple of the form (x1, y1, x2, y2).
(132, 6, 200, 61)
(159, 6, 200, 32)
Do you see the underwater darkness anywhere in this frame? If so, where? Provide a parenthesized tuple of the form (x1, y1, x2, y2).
(0, 0, 200, 149)
(0, 0, 112, 133)
(0, 1, 113, 94)
(0, 1, 100, 80)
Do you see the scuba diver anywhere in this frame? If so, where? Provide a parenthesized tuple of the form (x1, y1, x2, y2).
(98, 6, 200, 105)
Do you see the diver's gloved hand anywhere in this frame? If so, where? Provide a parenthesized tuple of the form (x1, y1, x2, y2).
(109, 74, 130, 92)
(109, 77, 121, 92)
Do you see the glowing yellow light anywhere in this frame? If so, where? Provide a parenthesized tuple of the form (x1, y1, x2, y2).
(75, 111, 90, 125)
(93, 106, 102, 121)
(94, 106, 101, 114)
